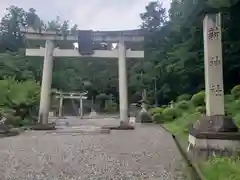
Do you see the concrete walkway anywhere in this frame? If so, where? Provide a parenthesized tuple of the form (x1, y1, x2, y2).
(0, 117, 191, 180)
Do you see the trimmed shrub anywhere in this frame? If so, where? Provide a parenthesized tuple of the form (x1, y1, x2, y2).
(149, 107, 164, 115)
(177, 94, 191, 102)
(196, 106, 206, 114)
(162, 108, 180, 121)
(176, 100, 189, 110)
(191, 91, 205, 107)
(152, 113, 164, 124)
(231, 85, 240, 99)
(225, 100, 240, 117)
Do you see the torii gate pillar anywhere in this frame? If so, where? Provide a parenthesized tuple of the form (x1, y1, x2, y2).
(118, 40, 128, 122)
(39, 40, 54, 124)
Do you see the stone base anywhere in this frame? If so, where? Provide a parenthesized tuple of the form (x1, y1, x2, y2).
(188, 115, 240, 158)
(57, 116, 66, 119)
(99, 128, 111, 134)
(101, 121, 135, 130)
(31, 123, 56, 131)
(50, 126, 111, 135)
(0, 129, 20, 137)
(188, 134, 240, 158)
(137, 110, 153, 123)
(191, 115, 238, 133)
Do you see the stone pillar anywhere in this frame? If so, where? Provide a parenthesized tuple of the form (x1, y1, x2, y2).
(38, 40, 54, 124)
(58, 96, 63, 117)
(204, 13, 225, 116)
(188, 13, 238, 140)
(80, 97, 83, 119)
(118, 39, 128, 122)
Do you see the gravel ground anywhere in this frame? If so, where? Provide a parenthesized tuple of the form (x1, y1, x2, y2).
(0, 117, 191, 180)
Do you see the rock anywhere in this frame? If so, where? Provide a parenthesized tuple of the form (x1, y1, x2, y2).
(137, 111, 153, 123)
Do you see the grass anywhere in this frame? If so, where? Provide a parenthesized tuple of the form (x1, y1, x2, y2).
(159, 97, 240, 180)
(200, 157, 240, 180)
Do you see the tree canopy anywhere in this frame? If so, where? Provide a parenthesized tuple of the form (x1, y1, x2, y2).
(0, 1, 240, 106)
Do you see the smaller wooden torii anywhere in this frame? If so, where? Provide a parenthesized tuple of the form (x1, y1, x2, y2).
(55, 91, 87, 118)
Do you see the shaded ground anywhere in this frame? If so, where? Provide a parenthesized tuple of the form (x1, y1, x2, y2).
(0, 117, 191, 180)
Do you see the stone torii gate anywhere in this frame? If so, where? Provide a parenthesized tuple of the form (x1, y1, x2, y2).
(21, 27, 144, 129)
(55, 91, 87, 118)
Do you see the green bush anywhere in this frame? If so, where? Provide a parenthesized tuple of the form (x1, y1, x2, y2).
(177, 94, 191, 102)
(224, 94, 234, 103)
(225, 100, 240, 117)
(191, 91, 205, 107)
(231, 85, 240, 99)
(233, 113, 240, 127)
(176, 100, 189, 110)
(0, 77, 40, 126)
(153, 113, 164, 124)
(162, 108, 180, 121)
(196, 106, 206, 114)
(104, 101, 117, 113)
(149, 107, 164, 115)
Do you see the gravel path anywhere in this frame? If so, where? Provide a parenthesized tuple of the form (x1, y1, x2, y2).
(0, 117, 191, 180)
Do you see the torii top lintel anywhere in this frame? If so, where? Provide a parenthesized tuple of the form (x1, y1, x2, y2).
(20, 27, 144, 43)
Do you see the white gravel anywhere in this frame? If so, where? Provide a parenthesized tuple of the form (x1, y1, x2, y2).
(0, 117, 191, 180)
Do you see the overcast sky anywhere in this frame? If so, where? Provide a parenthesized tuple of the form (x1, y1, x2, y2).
(0, 0, 170, 30)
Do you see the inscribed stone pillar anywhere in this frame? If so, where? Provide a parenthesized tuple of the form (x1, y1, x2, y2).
(38, 40, 54, 124)
(203, 13, 225, 116)
(118, 39, 128, 122)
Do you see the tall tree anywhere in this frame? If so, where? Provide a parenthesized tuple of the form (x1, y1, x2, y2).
(0, 5, 26, 52)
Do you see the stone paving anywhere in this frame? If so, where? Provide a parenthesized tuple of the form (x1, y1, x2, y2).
(0, 117, 192, 180)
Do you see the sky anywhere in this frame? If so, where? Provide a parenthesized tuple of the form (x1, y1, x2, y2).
(0, 0, 171, 31)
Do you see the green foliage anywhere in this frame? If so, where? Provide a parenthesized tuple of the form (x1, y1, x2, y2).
(0, 77, 40, 126)
(152, 113, 164, 124)
(233, 113, 240, 127)
(164, 111, 201, 135)
(162, 107, 180, 121)
(225, 94, 235, 103)
(196, 106, 206, 114)
(200, 156, 240, 180)
(176, 100, 189, 110)
(149, 107, 164, 115)
(225, 100, 240, 118)
(96, 93, 109, 100)
(191, 91, 205, 107)
(176, 94, 191, 102)
(231, 85, 240, 99)
(104, 101, 117, 113)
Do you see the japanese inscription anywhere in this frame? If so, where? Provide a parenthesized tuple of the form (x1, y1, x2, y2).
(208, 26, 220, 40)
(210, 84, 223, 96)
(209, 56, 221, 67)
